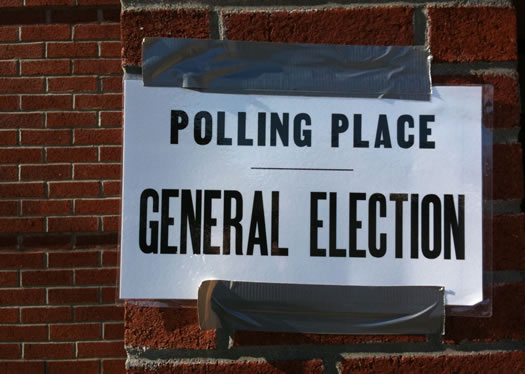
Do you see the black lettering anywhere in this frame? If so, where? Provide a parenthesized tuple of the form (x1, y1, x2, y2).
(238, 112, 253, 146)
(294, 113, 312, 147)
(444, 194, 465, 260)
(310, 192, 326, 257)
(411, 194, 419, 258)
(349, 192, 366, 257)
(329, 192, 345, 257)
(271, 191, 288, 256)
(203, 190, 221, 254)
(160, 189, 178, 254)
(353, 114, 369, 148)
(223, 190, 243, 255)
(421, 194, 442, 259)
(374, 114, 392, 148)
(180, 190, 201, 255)
(247, 191, 268, 255)
(420, 115, 435, 149)
(331, 114, 348, 148)
(170, 110, 188, 145)
(390, 193, 408, 258)
(368, 193, 387, 257)
(217, 111, 232, 145)
(397, 115, 414, 148)
(257, 113, 266, 146)
(139, 188, 159, 254)
(270, 113, 289, 146)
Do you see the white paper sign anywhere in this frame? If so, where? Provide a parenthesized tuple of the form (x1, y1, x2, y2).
(120, 80, 483, 306)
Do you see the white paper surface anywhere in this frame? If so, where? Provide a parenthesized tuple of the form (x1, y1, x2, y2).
(120, 80, 483, 306)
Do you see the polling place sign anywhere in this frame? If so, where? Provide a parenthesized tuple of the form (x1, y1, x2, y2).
(120, 80, 484, 306)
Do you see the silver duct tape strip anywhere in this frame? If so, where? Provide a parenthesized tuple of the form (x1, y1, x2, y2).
(198, 281, 445, 335)
(142, 38, 432, 100)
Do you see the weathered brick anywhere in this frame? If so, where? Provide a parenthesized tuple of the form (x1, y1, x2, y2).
(47, 112, 97, 128)
(0, 43, 43, 59)
(75, 94, 122, 109)
(74, 59, 121, 74)
(0, 253, 44, 269)
(121, 10, 210, 65)
(429, 7, 517, 62)
(225, 8, 413, 45)
(100, 41, 121, 57)
(102, 215, 119, 231)
(21, 234, 73, 251)
(0, 96, 19, 111)
(47, 42, 98, 58)
(48, 251, 99, 268)
(50, 323, 101, 340)
(21, 25, 71, 41)
(22, 200, 72, 216)
(0, 166, 17, 181)
(0, 308, 19, 323)
(74, 129, 122, 144)
(74, 23, 120, 40)
(75, 268, 118, 285)
(78, 341, 125, 358)
(0, 218, 44, 233)
(102, 76, 122, 91)
(24, 343, 75, 359)
(0, 271, 18, 287)
(75, 305, 123, 321)
(0, 148, 41, 164)
(20, 164, 71, 180)
(21, 129, 71, 145)
(48, 181, 99, 197)
(493, 144, 524, 200)
(493, 214, 525, 270)
(0, 289, 45, 306)
(104, 322, 124, 339)
(0, 130, 17, 145)
(22, 270, 73, 286)
(0, 61, 18, 77)
(125, 303, 216, 349)
(22, 95, 72, 110)
(25, 0, 74, 5)
(0, 182, 45, 198)
(0, 78, 44, 93)
(48, 287, 98, 304)
(21, 306, 72, 323)
(0, 113, 43, 129)
(75, 198, 120, 214)
(48, 216, 99, 232)
(0, 27, 18, 42)
(100, 111, 122, 127)
(74, 163, 121, 179)
(21, 59, 70, 76)
(48, 361, 99, 374)
(76, 233, 119, 248)
(102, 359, 126, 374)
(0, 344, 20, 359)
(48, 77, 98, 92)
(47, 146, 97, 162)
(0, 201, 18, 216)
(103, 181, 120, 196)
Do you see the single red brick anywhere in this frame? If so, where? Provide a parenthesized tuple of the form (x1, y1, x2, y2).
(74, 59, 121, 74)
(0, 235, 17, 251)
(0, 130, 17, 145)
(24, 343, 75, 359)
(75, 305, 123, 321)
(51, 8, 98, 24)
(21, 306, 72, 323)
(0, 78, 43, 93)
(75, 268, 118, 285)
(0, 182, 45, 198)
(0, 344, 20, 359)
(74, 163, 121, 179)
(103, 181, 121, 196)
(0, 113, 43, 129)
(48, 251, 99, 268)
(102, 250, 119, 266)
(102, 359, 125, 374)
(102, 215, 119, 231)
(21, 59, 70, 76)
(22, 200, 73, 216)
(100, 42, 121, 57)
(446, 283, 525, 342)
(0, 271, 18, 287)
(0, 253, 44, 269)
(103, 322, 123, 340)
(0, 148, 41, 164)
(25, 0, 74, 5)
(0, 201, 18, 216)
(100, 111, 122, 127)
(121, 9, 210, 65)
(75, 198, 120, 214)
(429, 7, 517, 62)
(77, 341, 125, 358)
(0, 27, 18, 42)
(48, 216, 99, 232)
(340, 352, 525, 373)
(100, 146, 122, 162)
(46, 146, 97, 162)
(78, 0, 120, 4)
(101, 286, 119, 303)
(22, 270, 72, 286)
(0, 289, 45, 306)
(493, 144, 523, 199)
(102, 7, 121, 23)
(21, 25, 71, 41)
(125, 304, 216, 349)
(225, 8, 413, 45)
(21, 234, 73, 250)
(74, 129, 121, 145)
(0, 308, 19, 323)
(47, 112, 97, 128)
(74, 23, 120, 40)
(0, 96, 19, 111)
(126, 361, 324, 374)
(50, 323, 101, 340)
(0, 43, 43, 59)
(0, 9, 46, 25)
(0, 61, 17, 76)
(0, 0, 21, 7)
(0, 166, 17, 181)
(0, 361, 45, 374)
(102, 76, 122, 91)
(48, 181, 100, 197)
(493, 214, 525, 270)
(0, 218, 44, 233)
(76, 233, 119, 248)
(20, 164, 71, 181)
(432, 74, 520, 128)
(47, 42, 97, 58)
(21, 129, 71, 145)
(75, 94, 122, 110)
(48, 77, 98, 92)
(48, 287, 98, 304)
(48, 361, 99, 374)
(22, 95, 72, 110)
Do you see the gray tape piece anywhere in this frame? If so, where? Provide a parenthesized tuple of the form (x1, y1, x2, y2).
(142, 38, 432, 100)
(198, 281, 445, 335)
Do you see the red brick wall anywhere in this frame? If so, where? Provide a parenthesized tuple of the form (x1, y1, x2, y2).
(1, 0, 523, 373)
(0, 0, 125, 373)
(120, 2, 524, 373)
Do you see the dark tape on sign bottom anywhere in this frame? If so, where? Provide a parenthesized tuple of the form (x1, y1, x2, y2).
(198, 281, 445, 335)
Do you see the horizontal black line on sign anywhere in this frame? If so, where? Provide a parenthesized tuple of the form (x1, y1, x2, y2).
(251, 167, 354, 172)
